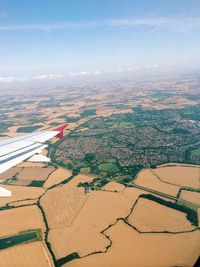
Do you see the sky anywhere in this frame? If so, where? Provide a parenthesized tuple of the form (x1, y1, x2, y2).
(0, 0, 200, 83)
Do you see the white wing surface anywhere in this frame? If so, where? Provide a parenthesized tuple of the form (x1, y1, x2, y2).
(0, 124, 67, 197)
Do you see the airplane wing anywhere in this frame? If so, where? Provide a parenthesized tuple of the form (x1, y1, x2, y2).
(0, 124, 67, 175)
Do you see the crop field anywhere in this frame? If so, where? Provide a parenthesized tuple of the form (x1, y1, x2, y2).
(41, 183, 87, 228)
(180, 190, 200, 206)
(122, 187, 148, 201)
(0, 185, 45, 207)
(68, 173, 94, 187)
(95, 107, 115, 116)
(0, 206, 45, 237)
(43, 168, 72, 188)
(17, 161, 46, 168)
(135, 169, 180, 197)
(128, 198, 195, 232)
(0, 167, 22, 182)
(152, 165, 200, 189)
(12, 167, 55, 186)
(103, 182, 125, 192)
(66, 220, 200, 267)
(0, 242, 53, 267)
(49, 190, 132, 258)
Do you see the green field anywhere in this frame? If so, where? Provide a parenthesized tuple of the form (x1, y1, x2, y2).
(0, 122, 13, 133)
(0, 230, 41, 250)
(98, 162, 119, 173)
(80, 167, 91, 174)
(80, 109, 96, 118)
(191, 147, 200, 157)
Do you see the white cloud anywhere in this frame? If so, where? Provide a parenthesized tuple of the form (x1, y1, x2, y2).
(109, 17, 200, 32)
(0, 77, 14, 83)
(79, 71, 91, 76)
(34, 74, 65, 80)
(145, 64, 159, 69)
(115, 68, 124, 72)
(93, 71, 101, 75)
(0, 16, 200, 33)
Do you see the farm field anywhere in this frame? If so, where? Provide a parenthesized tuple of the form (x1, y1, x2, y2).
(0, 242, 53, 267)
(180, 190, 200, 205)
(0, 185, 45, 207)
(17, 161, 46, 168)
(49, 190, 132, 258)
(134, 169, 180, 197)
(103, 182, 125, 192)
(65, 220, 200, 267)
(68, 173, 94, 187)
(122, 187, 148, 202)
(43, 168, 72, 188)
(128, 198, 195, 232)
(0, 167, 22, 182)
(0, 205, 45, 237)
(41, 183, 87, 228)
(152, 165, 200, 189)
(11, 167, 55, 186)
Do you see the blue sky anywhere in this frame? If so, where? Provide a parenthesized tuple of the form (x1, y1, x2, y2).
(0, 0, 200, 82)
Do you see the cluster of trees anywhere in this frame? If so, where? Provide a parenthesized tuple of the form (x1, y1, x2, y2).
(57, 252, 80, 266)
(29, 180, 44, 187)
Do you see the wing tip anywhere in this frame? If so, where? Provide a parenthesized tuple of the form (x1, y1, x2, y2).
(54, 124, 68, 139)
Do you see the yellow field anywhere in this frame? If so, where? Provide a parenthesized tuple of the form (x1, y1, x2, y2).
(0, 185, 45, 207)
(16, 167, 55, 182)
(0, 167, 22, 182)
(49, 190, 132, 258)
(0, 205, 45, 236)
(0, 242, 53, 267)
(128, 198, 195, 232)
(103, 182, 125, 192)
(135, 169, 180, 197)
(68, 173, 94, 187)
(122, 187, 149, 202)
(66, 220, 200, 267)
(180, 190, 200, 206)
(96, 109, 115, 116)
(152, 166, 200, 189)
(17, 162, 46, 168)
(41, 184, 87, 229)
(43, 168, 72, 188)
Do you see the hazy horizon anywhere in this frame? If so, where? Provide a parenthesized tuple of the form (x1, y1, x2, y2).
(0, 0, 200, 86)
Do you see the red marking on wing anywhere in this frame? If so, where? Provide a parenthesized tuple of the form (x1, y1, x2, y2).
(54, 124, 68, 139)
